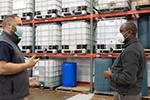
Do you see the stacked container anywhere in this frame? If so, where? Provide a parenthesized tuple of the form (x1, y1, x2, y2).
(35, 23, 61, 53)
(35, 0, 62, 19)
(18, 25, 33, 53)
(96, 0, 130, 13)
(0, 0, 12, 20)
(96, 18, 126, 53)
(62, 21, 91, 53)
(13, 0, 33, 20)
(62, 0, 92, 16)
(33, 59, 63, 88)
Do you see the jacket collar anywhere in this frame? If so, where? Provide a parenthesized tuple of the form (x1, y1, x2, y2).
(1, 31, 21, 45)
(123, 37, 138, 48)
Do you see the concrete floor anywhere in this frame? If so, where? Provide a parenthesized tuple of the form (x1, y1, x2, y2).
(25, 88, 150, 100)
(24, 88, 114, 100)
(25, 88, 75, 100)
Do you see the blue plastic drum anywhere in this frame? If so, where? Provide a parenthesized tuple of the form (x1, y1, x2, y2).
(62, 62, 77, 87)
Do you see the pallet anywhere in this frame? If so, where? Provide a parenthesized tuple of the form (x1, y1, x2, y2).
(33, 85, 59, 91)
(20, 49, 32, 53)
(0, 15, 7, 20)
(19, 45, 32, 53)
(34, 14, 59, 19)
(93, 91, 115, 100)
(62, 6, 90, 17)
(96, 44, 123, 53)
(21, 50, 31, 53)
(136, 4, 150, 10)
(61, 49, 90, 54)
(61, 44, 91, 54)
(62, 45, 89, 49)
(92, 95, 114, 100)
(61, 11, 89, 17)
(73, 6, 90, 15)
(56, 84, 90, 93)
(21, 16, 32, 20)
(35, 9, 60, 15)
(73, 10, 90, 16)
(95, 91, 114, 95)
(92, 94, 114, 100)
(98, 7, 130, 14)
(35, 50, 59, 53)
(34, 9, 60, 19)
(61, 12, 73, 17)
(96, 49, 123, 53)
(35, 45, 60, 53)
(14, 12, 33, 20)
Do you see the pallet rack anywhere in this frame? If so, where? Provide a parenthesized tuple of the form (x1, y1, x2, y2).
(0, 0, 150, 92)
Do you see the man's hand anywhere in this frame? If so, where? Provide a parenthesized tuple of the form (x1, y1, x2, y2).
(29, 77, 38, 87)
(104, 68, 112, 79)
(25, 56, 39, 69)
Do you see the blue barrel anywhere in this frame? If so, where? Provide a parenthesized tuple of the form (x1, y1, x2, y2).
(142, 64, 148, 96)
(62, 62, 77, 87)
(138, 15, 149, 49)
(94, 58, 112, 92)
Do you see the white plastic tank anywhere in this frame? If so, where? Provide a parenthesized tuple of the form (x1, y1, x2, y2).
(62, 0, 97, 16)
(19, 25, 33, 46)
(96, 18, 126, 52)
(35, 0, 62, 18)
(18, 25, 33, 52)
(33, 59, 63, 88)
(35, 23, 61, 53)
(0, 0, 12, 20)
(13, 0, 33, 20)
(62, 21, 91, 53)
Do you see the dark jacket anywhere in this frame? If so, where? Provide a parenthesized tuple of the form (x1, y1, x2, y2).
(110, 38, 146, 95)
(0, 32, 29, 100)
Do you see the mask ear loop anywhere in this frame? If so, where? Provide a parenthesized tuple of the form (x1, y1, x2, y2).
(122, 30, 130, 40)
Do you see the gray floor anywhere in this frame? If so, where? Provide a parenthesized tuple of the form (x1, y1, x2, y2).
(24, 88, 115, 100)
(25, 88, 77, 100)
(25, 88, 150, 100)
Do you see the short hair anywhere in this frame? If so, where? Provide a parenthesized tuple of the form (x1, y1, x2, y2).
(121, 22, 137, 36)
(2, 15, 19, 29)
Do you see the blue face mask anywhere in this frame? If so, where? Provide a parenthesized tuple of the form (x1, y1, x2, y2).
(15, 26, 24, 37)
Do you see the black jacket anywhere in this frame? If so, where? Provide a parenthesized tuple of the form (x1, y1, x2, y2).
(0, 32, 29, 100)
(110, 38, 146, 95)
